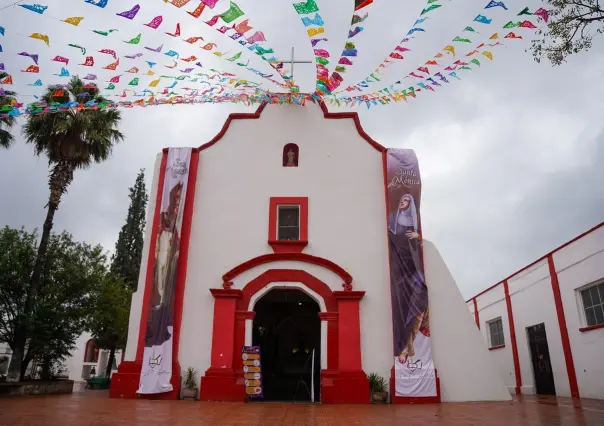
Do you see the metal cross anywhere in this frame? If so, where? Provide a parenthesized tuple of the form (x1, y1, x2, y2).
(275, 47, 313, 78)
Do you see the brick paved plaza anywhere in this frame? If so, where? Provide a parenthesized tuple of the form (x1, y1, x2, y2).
(2, 389, 604, 426)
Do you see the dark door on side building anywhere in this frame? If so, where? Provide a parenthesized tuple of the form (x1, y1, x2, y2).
(527, 323, 556, 395)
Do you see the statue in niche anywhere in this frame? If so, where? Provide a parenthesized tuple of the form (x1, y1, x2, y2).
(283, 143, 299, 167)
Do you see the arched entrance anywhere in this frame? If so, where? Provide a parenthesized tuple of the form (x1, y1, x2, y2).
(252, 288, 321, 402)
(200, 268, 370, 404)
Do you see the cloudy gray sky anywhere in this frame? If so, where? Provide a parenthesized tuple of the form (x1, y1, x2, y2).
(1, 0, 603, 299)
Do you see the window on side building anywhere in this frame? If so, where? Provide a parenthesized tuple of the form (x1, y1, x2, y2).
(581, 281, 604, 327)
(487, 317, 505, 348)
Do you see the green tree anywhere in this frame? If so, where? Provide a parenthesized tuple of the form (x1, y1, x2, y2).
(87, 275, 132, 378)
(531, 0, 604, 65)
(111, 170, 148, 291)
(8, 76, 123, 382)
(0, 227, 107, 380)
(0, 72, 17, 149)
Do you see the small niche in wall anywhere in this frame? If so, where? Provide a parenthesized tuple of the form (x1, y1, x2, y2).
(283, 143, 299, 167)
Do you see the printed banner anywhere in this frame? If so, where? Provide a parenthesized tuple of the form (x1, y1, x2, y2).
(385, 149, 436, 398)
(138, 148, 192, 394)
(242, 346, 263, 399)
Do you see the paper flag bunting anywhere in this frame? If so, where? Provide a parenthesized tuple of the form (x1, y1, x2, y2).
(80, 56, 94, 66)
(146, 70, 155, 76)
(0, 26, 4, 36)
(534, 8, 549, 22)
(220, 2, 244, 23)
(54, 68, 70, 77)
(117, 5, 140, 20)
(125, 34, 142, 44)
(166, 23, 181, 37)
(169, 0, 191, 7)
(490, 33, 499, 39)
(421, 4, 441, 15)
(503, 21, 520, 28)
(355, 0, 373, 11)
(482, 51, 493, 60)
(68, 44, 86, 55)
(125, 53, 143, 59)
(307, 27, 324, 37)
(18, 52, 39, 65)
(464, 26, 477, 33)
(234, 19, 252, 34)
(202, 43, 217, 50)
(99, 49, 117, 59)
(85, 0, 108, 7)
(105, 83, 116, 90)
(63, 16, 84, 26)
(93, 29, 118, 36)
(146, 61, 156, 68)
(165, 50, 180, 58)
(84, 74, 97, 80)
(145, 45, 163, 53)
(474, 15, 492, 24)
(109, 75, 121, 83)
(182, 56, 197, 62)
(470, 59, 480, 67)
(518, 7, 532, 15)
(165, 60, 178, 68)
(29, 79, 43, 86)
(443, 45, 455, 55)
(145, 16, 163, 29)
(351, 13, 368, 25)
(453, 36, 471, 43)
(21, 65, 40, 73)
(52, 56, 69, 65)
(104, 58, 120, 70)
(520, 20, 537, 29)
(184, 36, 204, 44)
(504, 32, 522, 39)
(127, 67, 139, 73)
(149, 79, 160, 87)
(19, 4, 47, 14)
(128, 78, 139, 86)
(349, 27, 364, 38)
(202, 0, 220, 8)
(0, 75, 13, 84)
(302, 14, 324, 27)
(188, 2, 206, 17)
(294, 0, 318, 14)
(29, 33, 49, 46)
(246, 31, 265, 44)
(484, 1, 508, 10)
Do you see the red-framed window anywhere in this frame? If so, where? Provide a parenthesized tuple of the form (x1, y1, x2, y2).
(282, 143, 299, 167)
(268, 197, 308, 253)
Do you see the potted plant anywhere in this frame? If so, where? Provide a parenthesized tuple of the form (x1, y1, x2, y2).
(182, 367, 198, 400)
(368, 373, 388, 403)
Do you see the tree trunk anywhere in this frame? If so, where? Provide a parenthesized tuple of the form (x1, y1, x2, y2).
(105, 346, 116, 378)
(6, 161, 73, 383)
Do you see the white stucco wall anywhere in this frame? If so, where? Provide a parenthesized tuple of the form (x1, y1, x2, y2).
(64, 332, 124, 381)
(178, 103, 393, 385)
(469, 224, 604, 399)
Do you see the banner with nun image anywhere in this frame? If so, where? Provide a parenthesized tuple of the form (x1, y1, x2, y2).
(138, 148, 192, 395)
(386, 149, 436, 398)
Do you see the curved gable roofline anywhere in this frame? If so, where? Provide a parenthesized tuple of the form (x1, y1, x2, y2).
(161, 100, 387, 154)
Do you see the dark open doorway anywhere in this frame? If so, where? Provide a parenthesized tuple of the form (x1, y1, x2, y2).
(252, 288, 321, 402)
(527, 323, 556, 395)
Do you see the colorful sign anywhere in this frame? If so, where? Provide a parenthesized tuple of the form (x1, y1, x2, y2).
(242, 346, 263, 399)
(138, 148, 192, 395)
(385, 149, 436, 398)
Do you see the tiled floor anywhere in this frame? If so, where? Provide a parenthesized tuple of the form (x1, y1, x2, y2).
(2, 389, 604, 426)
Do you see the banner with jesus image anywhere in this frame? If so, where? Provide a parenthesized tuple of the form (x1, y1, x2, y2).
(138, 148, 192, 395)
(386, 149, 436, 398)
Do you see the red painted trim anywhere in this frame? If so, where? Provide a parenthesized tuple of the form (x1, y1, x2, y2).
(172, 150, 200, 364)
(467, 222, 604, 303)
(222, 252, 353, 287)
(210, 288, 243, 299)
(333, 291, 365, 300)
(197, 103, 267, 151)
(504, 280, 522, 395)
(548, 254, 580, 398)
(579, 323, 604, 332)
(473, 297, 480, 329)
(136, 151, 168, 361)
(317, 101, 386, 153)
(488, 344, 506, 351)
(268, 197, 308, 253)
(194, 100, 386, 154)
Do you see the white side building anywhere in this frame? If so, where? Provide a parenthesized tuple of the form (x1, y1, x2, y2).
(467, 223, 604, 400)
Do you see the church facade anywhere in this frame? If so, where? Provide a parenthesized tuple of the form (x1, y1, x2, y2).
(110, 102, 511, 403)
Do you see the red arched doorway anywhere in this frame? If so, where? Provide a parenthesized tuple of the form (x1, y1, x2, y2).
(200, 268, 370, 404)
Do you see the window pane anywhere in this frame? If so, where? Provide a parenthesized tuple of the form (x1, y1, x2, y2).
(594, 305, 604, 326)
(278, 226, 299, 241)
(582, 288, 594, 308)
(590, 287, 600, 307)
(278, 206, 299, 227)
(597, 283, 604, 304)
(497, 320, 504, 334)
(489, 321, 498, 336)
(585, 307, 597, 327)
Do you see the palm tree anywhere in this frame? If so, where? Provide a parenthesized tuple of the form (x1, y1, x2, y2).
(7, 76, 124, 381)
(0, 71, 17, 149)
